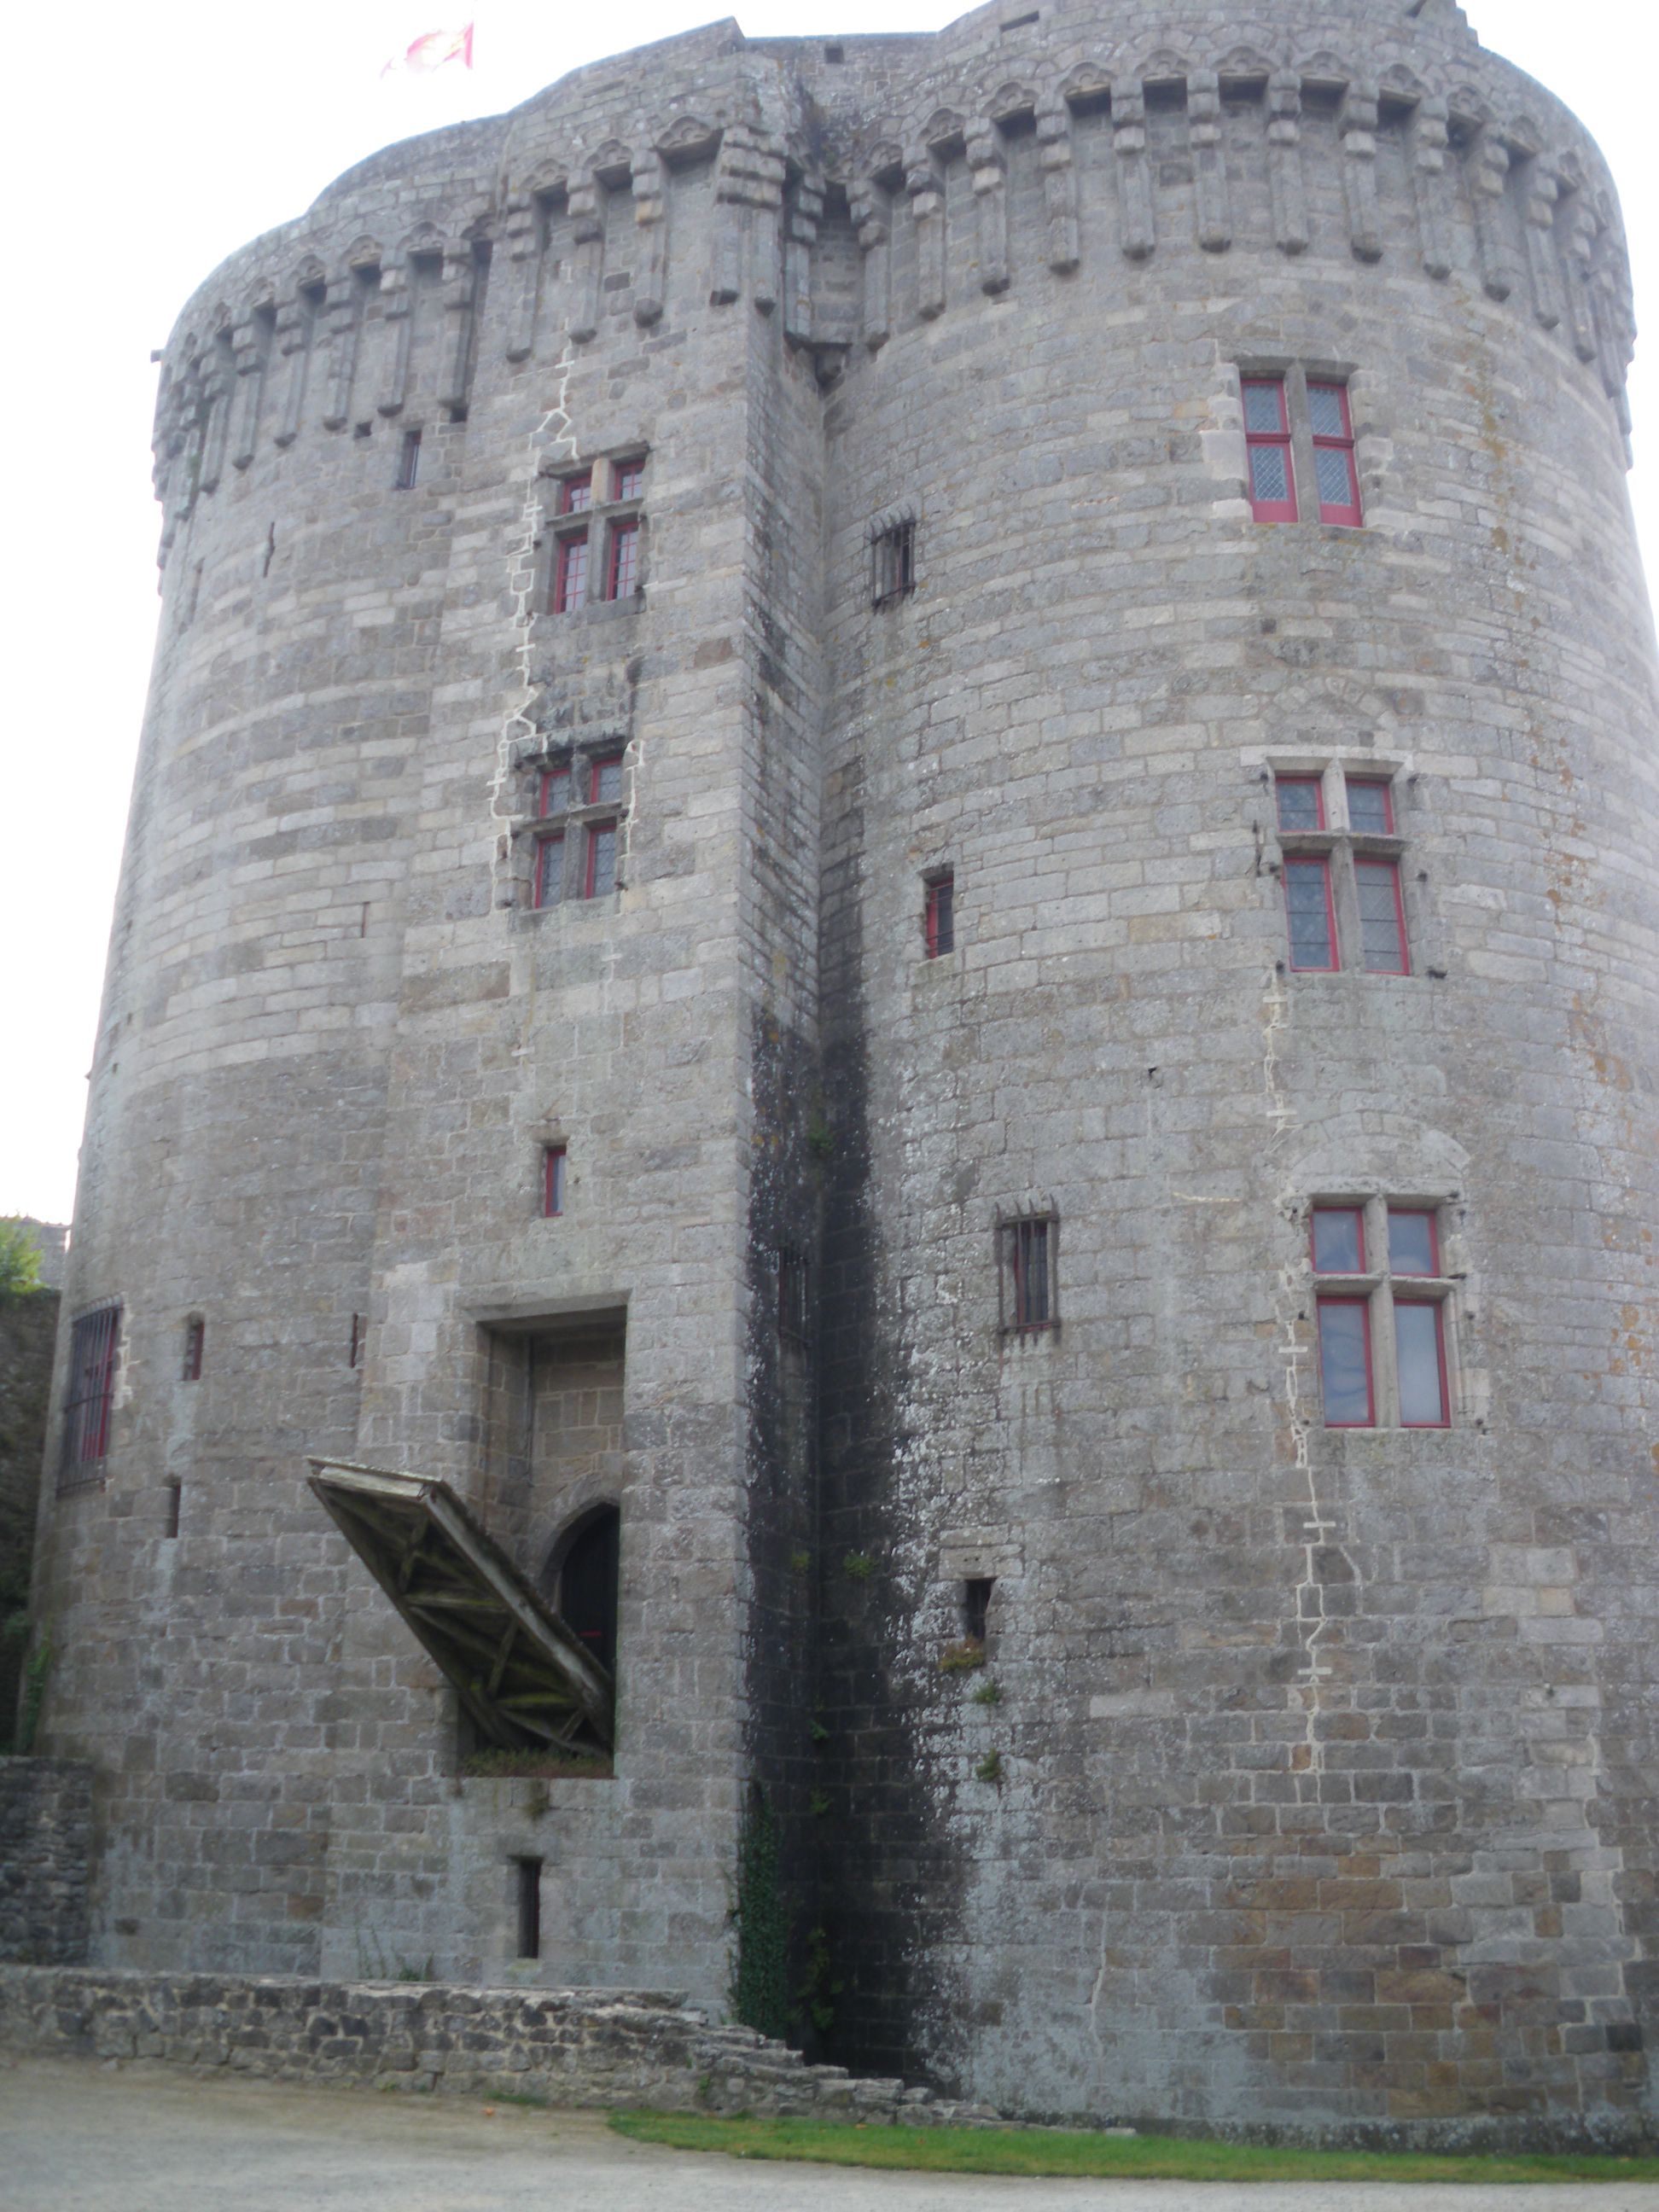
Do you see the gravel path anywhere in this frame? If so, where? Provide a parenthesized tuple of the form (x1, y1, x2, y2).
(3, 2055, 1656, 2212)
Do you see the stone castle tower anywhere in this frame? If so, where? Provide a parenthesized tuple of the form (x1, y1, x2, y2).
(33, 0, 1659, 2139)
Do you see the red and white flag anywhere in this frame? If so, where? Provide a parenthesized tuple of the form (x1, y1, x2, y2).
(382, 23, 474, 76)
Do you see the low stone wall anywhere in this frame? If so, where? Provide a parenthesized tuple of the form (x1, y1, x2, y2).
(0, 1965, 1003, 2123)
(0, 1761, 91, 1964)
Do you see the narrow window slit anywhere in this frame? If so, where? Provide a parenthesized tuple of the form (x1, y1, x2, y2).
(515, 1857, 543, 1959)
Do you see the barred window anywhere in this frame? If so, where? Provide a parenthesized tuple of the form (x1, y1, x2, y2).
(998, 1212, 1057, 1337)
(924, 871, 955, 958)
(872, 518, 916, 608)
(61, 1301, 119, 1487)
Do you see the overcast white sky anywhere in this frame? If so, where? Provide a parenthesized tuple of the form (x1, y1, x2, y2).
(1, 0, 1653, 1225)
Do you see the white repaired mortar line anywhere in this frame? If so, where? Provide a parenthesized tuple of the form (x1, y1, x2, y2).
(1260, 961, 1336, 1772)
(490, 344, 579, 866)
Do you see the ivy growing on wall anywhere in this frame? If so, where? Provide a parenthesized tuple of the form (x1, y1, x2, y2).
(730, 1782, 790, 2040)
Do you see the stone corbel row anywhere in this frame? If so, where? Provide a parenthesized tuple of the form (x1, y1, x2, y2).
(835, 55, 1632, 420)
(503, 115, 742, 357)
(153, 221, 494, 553)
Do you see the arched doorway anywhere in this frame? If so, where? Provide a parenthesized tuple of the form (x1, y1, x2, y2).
(551, 1505, 620, 1679)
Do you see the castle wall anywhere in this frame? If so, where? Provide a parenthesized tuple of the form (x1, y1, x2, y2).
(814, 8, 1659, 2129)
(30, 0, 1659, 2138)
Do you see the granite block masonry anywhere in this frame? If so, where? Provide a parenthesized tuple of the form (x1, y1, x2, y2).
(0, 1965, 1004, 2124)
(26, 0, 1659, 2145)
(0, 1763, 91, 1965)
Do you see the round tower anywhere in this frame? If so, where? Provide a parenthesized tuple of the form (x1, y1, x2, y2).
(34, 0, 1658, 2140)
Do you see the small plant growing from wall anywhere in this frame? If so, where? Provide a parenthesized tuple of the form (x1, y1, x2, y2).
(15, 1627, 51, 1755)
(939, 1637, 986, 1672)
(975, 1749, 1004, 1785)
(841, 1551, 874, 1580)
(730, 1783, 789, 2040)
(796, 1923, 844, 2035)
(971, 1678, 1002, 1705)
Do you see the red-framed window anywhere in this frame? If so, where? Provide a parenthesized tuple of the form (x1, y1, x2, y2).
(1309, 381, 1362, 527)
(559, 470, 592, 515)
(182, 1315, 205, 1382)
(584, 823, 618, 899)
(613, 457, 644, 501)
(539, 765, 571, 818)
(1355, 856, 1408, 974)
(925, 872, 954, 958)
(61, 1302, 119, 1483)
(543, 1145, 568, 1218)
(553, 533, 588, 614)
(608, 520, 640, 601)
(1243, 377, 1297, 522)
(1345, 776, 1394, 835)
(1316, 1297, 1374, 1427)
(588, 754, 623, 806)
(1311, 1205, 1365, 1274)
(1001, 1214, 1057, 1336)
(1387, 1208, 1439, 1277)
(534, 832, 564, 908)
(1283, 857, 1337, 971)
(1275, 774, 1324, 832)
(1394, 1301, 1449, 1427)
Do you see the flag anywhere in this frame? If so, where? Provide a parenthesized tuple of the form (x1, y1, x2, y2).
(382, 23, 474, 76)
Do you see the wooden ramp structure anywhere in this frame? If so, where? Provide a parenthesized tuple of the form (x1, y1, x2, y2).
(308, 1459, 613, 1754)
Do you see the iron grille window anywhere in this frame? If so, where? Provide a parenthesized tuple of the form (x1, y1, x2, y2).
(61, 1301, 119, 1487)
(924, 871, 954, 958)
(998, 1213, 1057, 1337)
(872, 518, 916, 608)
(182, 1314, 204, 1382)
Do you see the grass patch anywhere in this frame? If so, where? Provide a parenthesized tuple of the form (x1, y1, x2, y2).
(608, 2110, 1659, 2184)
